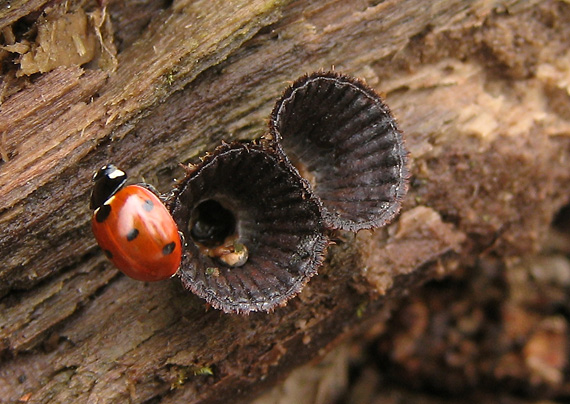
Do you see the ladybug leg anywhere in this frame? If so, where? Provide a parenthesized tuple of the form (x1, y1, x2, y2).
(136, 182, 162, 198)
(178, 230, 187, 247)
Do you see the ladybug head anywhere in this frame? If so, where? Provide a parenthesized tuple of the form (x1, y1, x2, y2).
(90, 164, 127, 210)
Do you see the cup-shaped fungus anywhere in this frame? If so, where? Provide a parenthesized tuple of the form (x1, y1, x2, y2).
(269, 71, 408, 231)
(169, 141, 328, 313)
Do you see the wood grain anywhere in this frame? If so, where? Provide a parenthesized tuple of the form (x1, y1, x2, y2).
(1, 0, 569, 402)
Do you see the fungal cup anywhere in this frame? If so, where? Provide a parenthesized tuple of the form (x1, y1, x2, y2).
(169, 141, 328, 314)
(269, 72, 408, 231)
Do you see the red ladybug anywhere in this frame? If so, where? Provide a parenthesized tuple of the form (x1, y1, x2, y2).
(90, 165, 182, 281)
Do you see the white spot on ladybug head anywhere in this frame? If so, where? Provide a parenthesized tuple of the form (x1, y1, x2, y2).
(92, 164, 126, 182)
(108, 168, 126, 179)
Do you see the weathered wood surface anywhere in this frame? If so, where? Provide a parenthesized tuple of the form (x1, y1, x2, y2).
(1, 0, 570, 402)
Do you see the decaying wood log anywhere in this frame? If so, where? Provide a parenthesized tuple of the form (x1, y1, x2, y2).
(1, 0, 570, 402)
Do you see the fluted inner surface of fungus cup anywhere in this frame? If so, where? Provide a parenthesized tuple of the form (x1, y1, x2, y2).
(170, 142, 328, 314)
(270, 72, 408, 231)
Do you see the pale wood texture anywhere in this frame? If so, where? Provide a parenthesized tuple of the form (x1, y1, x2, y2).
(1, 0, 570, 403)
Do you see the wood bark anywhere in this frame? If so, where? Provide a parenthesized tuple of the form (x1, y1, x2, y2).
(1, 0, 569, 403)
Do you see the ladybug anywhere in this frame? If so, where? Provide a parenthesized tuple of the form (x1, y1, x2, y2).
(90, 165, 182, 282)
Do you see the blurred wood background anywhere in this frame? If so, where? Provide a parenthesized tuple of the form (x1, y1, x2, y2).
(1, 0, 570, 403)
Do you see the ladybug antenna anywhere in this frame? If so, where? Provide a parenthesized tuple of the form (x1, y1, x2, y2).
(90, 164, 128, 210)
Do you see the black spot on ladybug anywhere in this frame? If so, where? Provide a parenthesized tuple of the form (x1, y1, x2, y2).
(143, 199, 154, 212)
(162, 242, 176, 256)
(104, 249, 113, 259)
(126, 228, 139, 241)
(95, 204, 112, 223)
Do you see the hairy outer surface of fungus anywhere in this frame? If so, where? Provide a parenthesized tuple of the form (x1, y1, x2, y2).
(270, 72, 409, 232)
(170, 141, 328, 314)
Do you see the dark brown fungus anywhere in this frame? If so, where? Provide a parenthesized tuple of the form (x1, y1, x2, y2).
(269, 71, 409, 231)
(169, 141, 328, 314)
